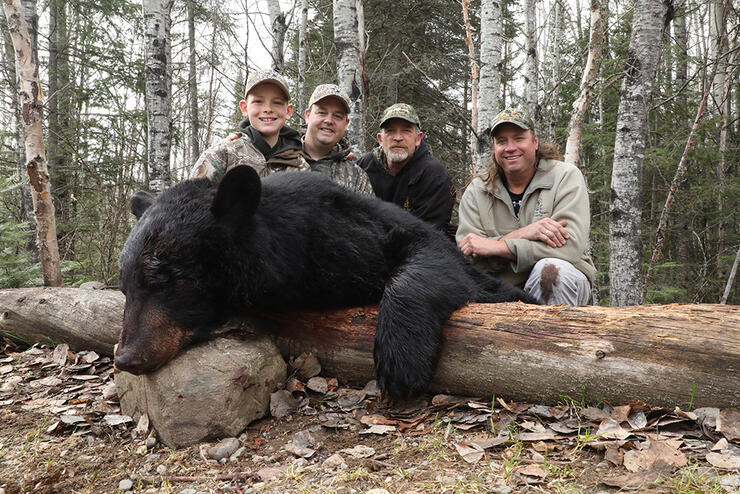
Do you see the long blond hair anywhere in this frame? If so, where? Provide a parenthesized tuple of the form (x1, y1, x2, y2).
(481, 131, 562, 189)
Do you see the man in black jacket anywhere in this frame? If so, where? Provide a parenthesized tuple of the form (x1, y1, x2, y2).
(357, 103, 455, 231)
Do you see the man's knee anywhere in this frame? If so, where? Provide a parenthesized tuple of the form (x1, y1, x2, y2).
(525, 258, 590, 305)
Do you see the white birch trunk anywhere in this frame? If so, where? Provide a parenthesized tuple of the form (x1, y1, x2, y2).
(266, 0, 286, 73)
(297, 0, 308, 118)
(564, 0, 606, 168)
(609, 0, 672, 306)
(142, 0, 172, 194)
(461, 0, 479, 168)
(333, 0, 366, 153)
(476, 0, 502, 173)
(524, 0, 538, 118)
(546, 0, 562, 143)
(3, 0, 63, 286)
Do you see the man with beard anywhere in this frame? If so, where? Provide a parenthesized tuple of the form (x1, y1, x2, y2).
(302, 84, 373, 195)
(358, 103, 455, 231)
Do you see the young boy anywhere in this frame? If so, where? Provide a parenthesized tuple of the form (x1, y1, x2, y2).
(190, 71, 308, 181)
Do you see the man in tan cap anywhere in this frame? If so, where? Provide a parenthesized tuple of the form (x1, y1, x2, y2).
(301, 84, 373, 195)
(190, 70, 308, 181)
(456, 108, 595, 305)
(357, 103, 455, 231)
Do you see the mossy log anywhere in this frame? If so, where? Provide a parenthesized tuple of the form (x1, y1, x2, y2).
(1, 287, 738, 408)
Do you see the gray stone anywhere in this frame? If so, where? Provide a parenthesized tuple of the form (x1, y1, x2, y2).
(118, 479, 134, 491)
(116, 335, 286, 448)
(206, 437, 241, 461)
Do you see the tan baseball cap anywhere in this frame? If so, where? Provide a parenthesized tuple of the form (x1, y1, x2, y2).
(244, 70, 291, 100)
(308, 84, 351, 113)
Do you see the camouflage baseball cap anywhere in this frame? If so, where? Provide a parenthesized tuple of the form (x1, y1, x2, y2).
(308, 84, 351, 113)
(490, 108, 535, 134)
(244, 70, 291, 100)
(379, 103, 421, 129)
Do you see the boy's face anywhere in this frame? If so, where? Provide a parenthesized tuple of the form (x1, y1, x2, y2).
(239, 83, 293, 143)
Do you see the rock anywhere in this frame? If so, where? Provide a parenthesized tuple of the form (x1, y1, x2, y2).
(156, 464, 167, 475)
(322, 453, 347, 471)
(365, 489, 390, 494)
(101, 382, 118, 401)
(206, 437, 241, 461)
(118, 479, 134, 491)
(116, 335, 286, 448)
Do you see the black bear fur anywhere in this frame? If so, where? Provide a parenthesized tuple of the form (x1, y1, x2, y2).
(115, 166, 540, 399)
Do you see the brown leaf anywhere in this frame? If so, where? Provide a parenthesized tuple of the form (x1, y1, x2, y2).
(623, 437, 687, 472)
(706, 451, 740, 470)
(454, 441, 484, 464)
(597, 418, 631, 440)
(306, 377, 328, 394)
(581, 407, 610, 422)
(519, 464, 547, 479)
(610, 405, 632, 423)
(717, 408, 740, 442)
(604, 442, 624, 466)
(600, 471, 661, 490)
(51, 344, 69, 367)
(360, 414, 398, 426)
(289, 353, 321, 380)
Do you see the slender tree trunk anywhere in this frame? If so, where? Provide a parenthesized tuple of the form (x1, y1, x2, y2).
(385, 44, 399, 103)
(47, 0, 71, 233)
(297, 0, 308, 121)
(186, 0, 200, 165)
(142, 0, 172, 194)
(333, 0, 366, 153)
(461, 0, 479, 170)
(547, 0, 562, 143)
(673, 2, 688, 116)
(476, 0, 501, 174)
(3, 0, 63, 286)
(1, 7, 35, 258)
(721, 243, 740, 304)
(564, 0, 606, 169)
(609, 0, 673, 306)
(524, 0, 539, 119)
(266, 0, 286, 73)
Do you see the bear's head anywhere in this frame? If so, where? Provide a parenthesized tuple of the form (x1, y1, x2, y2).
(114, 166, 262, 374)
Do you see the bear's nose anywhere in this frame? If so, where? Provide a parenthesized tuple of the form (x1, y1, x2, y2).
(114, 351, 146, 375)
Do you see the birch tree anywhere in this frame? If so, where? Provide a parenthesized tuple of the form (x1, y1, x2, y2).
(333, 0, 366, 152)
(142, 0, 173, 194)
(461, 0, 479, 167)
(524, 0, 538, 119)
(563, 0, 606, 169)
(297, 0, 308, 118)
(266, 0, 287, 73)
(3, 0, 63, 286)
(609, 0, 673, 306)
(475, 0, 502, 173)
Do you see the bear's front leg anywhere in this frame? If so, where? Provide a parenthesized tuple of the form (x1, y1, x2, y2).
(373, 251, 472, 400)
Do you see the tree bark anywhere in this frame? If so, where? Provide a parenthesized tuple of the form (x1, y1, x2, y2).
(0, 7, 36, 258)
(608, 0, 672, 306)
(476, 0, 502, 173)
(3, 0, 63, 286)
(461, 0, 479, 170)
(564, 0, 606, 169)
(524, 0, 538, 120)
(1, 288, 738, 409)
(333, 0, 366, 153)
(266, 0, 286, 73)
(186, 0, 200, 165)
(142, 0, 173, 194)
(297, 0, 308, 122)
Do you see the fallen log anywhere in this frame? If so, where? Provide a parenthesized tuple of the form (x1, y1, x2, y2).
(1, 287, 738, 409)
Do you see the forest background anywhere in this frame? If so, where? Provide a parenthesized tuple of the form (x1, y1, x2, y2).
(0, 0, 738, 306)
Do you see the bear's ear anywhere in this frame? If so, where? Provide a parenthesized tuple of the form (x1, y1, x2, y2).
(212, 165, 261, 224)
(131, 191, 155, 219)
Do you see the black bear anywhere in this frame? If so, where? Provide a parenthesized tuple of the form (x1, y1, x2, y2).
(115, 166, 539, 399)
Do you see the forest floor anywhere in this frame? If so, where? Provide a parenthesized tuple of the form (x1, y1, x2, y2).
(1, 336, 738, 494)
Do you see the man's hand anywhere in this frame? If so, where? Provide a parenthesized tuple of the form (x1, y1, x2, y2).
(219, 132, 240, 144)
(506, 218, 569, 248)
(458, 233, 513, 259)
